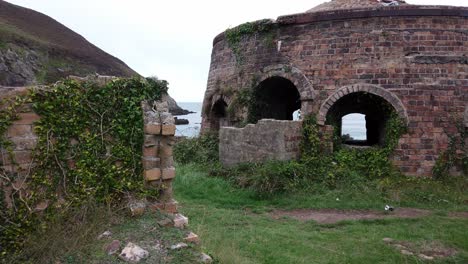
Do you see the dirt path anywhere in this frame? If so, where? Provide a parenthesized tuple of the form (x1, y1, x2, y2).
(270, 208, 433, 224)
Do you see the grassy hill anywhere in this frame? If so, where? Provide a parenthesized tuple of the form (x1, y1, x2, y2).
(0, 0, 138, 86)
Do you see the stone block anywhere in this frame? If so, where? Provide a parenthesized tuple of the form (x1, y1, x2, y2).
(2, 151, 32, 165)
(143, 135, 158, 147)
(162, 167, 176, 180)
(144, 169, 161, 181)
(161, 125, 176, 136)
(7, 125, 33, 138)
(144, 123, 161, 135)
(160, 156, 174, 168)
(10, 137, 37, 150)
(164, 199, 179, 214)
(184, 232, 200, 244)
(143, 146, 158, 157)
(142, 157, 160, 169)
(14, 113, 40, 125)
(173, 213, 188, 229)
(159, 144, 173, 157)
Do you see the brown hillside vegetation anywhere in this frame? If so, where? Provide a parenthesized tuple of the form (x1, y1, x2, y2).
(0, 0, 137, 85)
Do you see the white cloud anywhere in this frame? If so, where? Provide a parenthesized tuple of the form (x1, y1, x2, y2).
(4, 0, 467, 101)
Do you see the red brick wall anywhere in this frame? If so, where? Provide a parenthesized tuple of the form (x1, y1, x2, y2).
(201, 6, 468, 176)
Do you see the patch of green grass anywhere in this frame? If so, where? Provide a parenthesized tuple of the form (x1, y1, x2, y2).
(175, 164, 468, 263)
(1, 202, 202, 264)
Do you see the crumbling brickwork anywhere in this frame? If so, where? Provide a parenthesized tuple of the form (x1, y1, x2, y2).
(142, 98, 178, 213)
(202, 4, 468, 176)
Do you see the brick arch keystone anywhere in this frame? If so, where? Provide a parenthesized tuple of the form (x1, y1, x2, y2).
(253, 64, 316, 101)
(317, 84, 408, 125)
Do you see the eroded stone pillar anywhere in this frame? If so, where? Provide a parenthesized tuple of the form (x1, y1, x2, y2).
(142, 99, 178, 213)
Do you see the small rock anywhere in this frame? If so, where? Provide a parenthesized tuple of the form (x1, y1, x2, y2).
(394, 244, 407, 249)
(170, 242, 188, 250)
(200, 253, 213, 263)
(129, 201, 146, 217)
(104, 240, 120, 255)
(119, 242, 149, 262)
(98, 231, 112, 240)
(173, 213, 188, 229)
(184, 232, 200, 244)
(418, 254, 434, 260)
(157, 218, 173, 227)
(382, 237, 394, 243)
(401, 249, 414, 256)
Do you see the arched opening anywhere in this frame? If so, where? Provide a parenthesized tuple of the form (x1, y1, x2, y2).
(326, 92, 395, 146)
(251, 76, 301, 122)
(209, 98, 228, 131)
(341, 113, 367, 145)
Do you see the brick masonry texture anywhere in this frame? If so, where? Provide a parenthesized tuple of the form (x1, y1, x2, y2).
(202, 5, 468, 176)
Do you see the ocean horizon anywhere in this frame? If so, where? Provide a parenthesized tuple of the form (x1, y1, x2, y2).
(175, 102, 366, 140)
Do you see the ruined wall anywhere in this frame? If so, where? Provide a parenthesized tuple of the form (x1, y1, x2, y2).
(142, 99, 178, 213)
(0, 80, 178, 212)
(220, 119, 302, 166)
(202, 5, 468, 176)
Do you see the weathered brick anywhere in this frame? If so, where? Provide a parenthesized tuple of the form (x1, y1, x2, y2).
(162, 167, 176, 180)
(144, 169, 161, 181)
(143, 146, 158, 157)
(144, 124, 161, 135)
(142, 157, 160, 169)
(161, 125, 176, 136)
(14, 113, 40, 125)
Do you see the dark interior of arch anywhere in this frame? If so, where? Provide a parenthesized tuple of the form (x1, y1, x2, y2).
(326, 92, 395, 146)
(209, 98, 228, 131)
(251, 76, 301, 122)
(212, 99, 227, 118)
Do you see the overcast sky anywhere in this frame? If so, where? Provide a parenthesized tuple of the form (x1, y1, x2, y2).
(5, 0, 467, 102)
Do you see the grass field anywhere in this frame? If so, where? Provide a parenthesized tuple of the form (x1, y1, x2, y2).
(174, 164, 468, 264)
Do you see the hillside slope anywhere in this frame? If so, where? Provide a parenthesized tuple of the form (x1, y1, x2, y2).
(0, 0, 137, 86)
(0, 0, 191, 115)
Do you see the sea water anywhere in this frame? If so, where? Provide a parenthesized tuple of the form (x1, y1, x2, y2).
(175, 103, 366, 140)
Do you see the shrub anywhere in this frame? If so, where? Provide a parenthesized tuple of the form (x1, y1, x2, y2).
(173, 133, 219, 165)
(0, 77, 168, 255)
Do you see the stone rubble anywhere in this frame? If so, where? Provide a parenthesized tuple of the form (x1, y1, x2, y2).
(119, 242, 149, 263)
(170, 242, 188, 250)
(173, 213, 188, 229)
(104, 240, 121, 255)
(200, 253, 213, 263)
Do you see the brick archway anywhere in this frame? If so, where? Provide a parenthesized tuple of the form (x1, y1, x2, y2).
(317, 84, 408, 125)
(254, 64, 316, 101)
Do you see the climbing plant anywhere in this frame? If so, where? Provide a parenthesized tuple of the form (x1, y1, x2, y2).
(225, 19, 277, 64)
(432, 118, 467, 179)
(0, 77, 168, 255)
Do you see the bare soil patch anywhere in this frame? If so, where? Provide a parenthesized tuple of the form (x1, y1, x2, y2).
(270, 208, 431, 224)
(383, 238, 458, 260)
(448, 211, 468, 219)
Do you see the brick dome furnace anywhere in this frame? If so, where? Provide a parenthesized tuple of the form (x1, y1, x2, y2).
(201, 0, 468, 176)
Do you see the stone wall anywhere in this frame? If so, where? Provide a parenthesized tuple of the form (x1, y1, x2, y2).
(0, 79, 178, 212)
(202, 5, 468, 176)
(220, 119, 302, 166)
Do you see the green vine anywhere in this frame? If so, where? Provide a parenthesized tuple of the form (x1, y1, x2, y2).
(225, 19, 276, 64)
(0, 77, 168, 255)
(432, 118, 467, 179)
